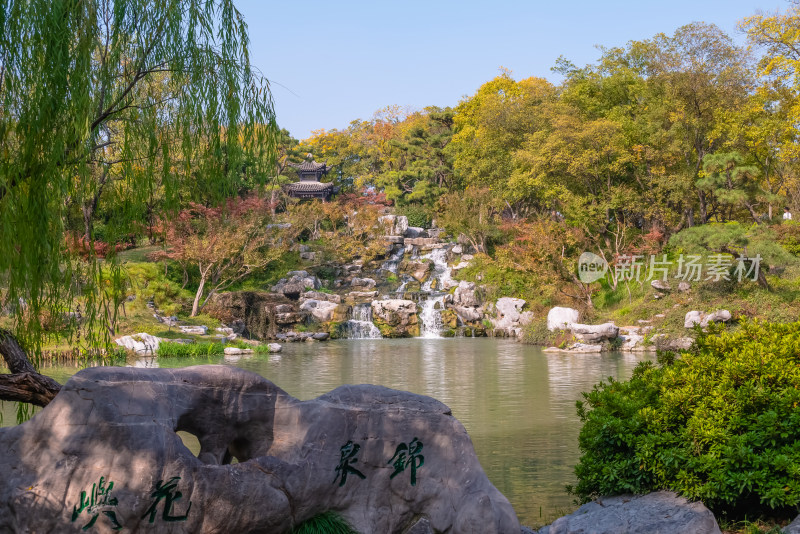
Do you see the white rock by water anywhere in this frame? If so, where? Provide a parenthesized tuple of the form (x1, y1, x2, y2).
(223, 347, 254, 355)
(547, 307, 580, 331)
(570, 322, 619, 342)
(114, 333, 161, 354)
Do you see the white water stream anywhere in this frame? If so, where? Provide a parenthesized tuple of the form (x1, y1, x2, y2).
(340, 303, 382, 339)
(419, 247, 453, 338)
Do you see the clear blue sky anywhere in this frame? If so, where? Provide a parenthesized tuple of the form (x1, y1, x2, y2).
(234, 0, 784, 140)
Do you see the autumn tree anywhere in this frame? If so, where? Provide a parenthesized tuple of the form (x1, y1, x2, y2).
(157, 196, 283, 317)
(436, 187, 502, 254)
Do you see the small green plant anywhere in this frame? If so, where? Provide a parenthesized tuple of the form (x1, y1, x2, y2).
(642, 331, 655, 346)
(290, 512, 356, 534)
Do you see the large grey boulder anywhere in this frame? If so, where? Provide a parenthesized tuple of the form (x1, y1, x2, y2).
(536, 492, 720, 534)
(299, 299, 339, 323)
(659, 337, 695, 351)
(491, 298, 532, 337)
(684, 310, 703, 328)
(570, 322, 619, 343)
(685, 310, 732, 328)
(453, 281, 479, 307)
(784, 515, 800, 534)
(702, 309, 731, 327)
(272, 271, 321, 299)
(404, 261, 432, 283)
(372, 299, 419, 337)
(0, 366, 519, 534)
(619, 334, 645, 352)
(547, 307, 580, 331)
(454, 305, 483, 323)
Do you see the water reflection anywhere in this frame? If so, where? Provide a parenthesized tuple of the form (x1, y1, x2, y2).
(0, 338, 653, 527)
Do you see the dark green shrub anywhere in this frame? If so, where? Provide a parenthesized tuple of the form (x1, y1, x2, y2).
(398, 205, 433, 228)
(573, 320, 800, 517)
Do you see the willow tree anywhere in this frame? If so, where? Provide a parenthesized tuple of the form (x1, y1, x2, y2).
(0, 0, 276, 405)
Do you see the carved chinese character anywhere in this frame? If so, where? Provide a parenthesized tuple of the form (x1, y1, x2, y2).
(70, 476, 123, 531)
(141, 476, 192, 523)
(388, 437, 424, 486)
(334, 441, 366, 487)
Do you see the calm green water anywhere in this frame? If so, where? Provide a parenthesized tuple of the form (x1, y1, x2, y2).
(1, 338, 654, 526)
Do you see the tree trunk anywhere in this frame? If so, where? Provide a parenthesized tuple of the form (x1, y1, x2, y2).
(82, 203, 94, 242)
(191, 275, 207, 317)
(0, 330, 61, 407)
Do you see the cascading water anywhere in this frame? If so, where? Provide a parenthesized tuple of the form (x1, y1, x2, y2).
(421, 248, 452, 292)
(340, 303, 382, 339)
(395, 274, 413, 294)
(419, 294, 446, 338)
(380, 246, 404, 274)
(418, 246, 453, 338)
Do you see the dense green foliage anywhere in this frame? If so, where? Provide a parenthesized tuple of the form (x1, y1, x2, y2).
(573, 321, 800, 516)
(0, 0, 276, 354)
(285, 11, 800, 312)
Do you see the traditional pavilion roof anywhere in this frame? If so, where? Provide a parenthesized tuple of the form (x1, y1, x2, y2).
(285, 181, 334, 192)
(288, 159, 329, 172)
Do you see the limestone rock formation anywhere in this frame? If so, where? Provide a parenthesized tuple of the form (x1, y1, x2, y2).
(491, 298, 533, 337)
(453, 281, 479, 308)
(535, 491, 720, 534)
(299, 299, 340, 323)
(684, 310, 732, 328)
(547, 307, 580, 331)
(379, 214, 409, 236)
(205, 291, 297, 340)
(403, 260, 432, 283)
(570, 322, 619, 343)
(271, 271, 321, 299)
(371, 299, 420, 338)
(114, 332, 161, 354)
(684, 310, 703, 328)
(0, 366, 519, 534)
